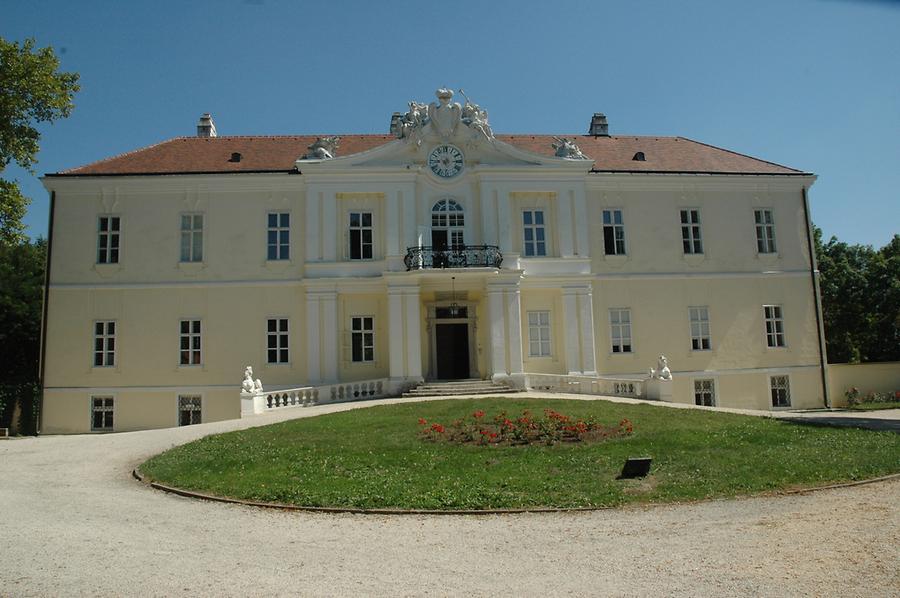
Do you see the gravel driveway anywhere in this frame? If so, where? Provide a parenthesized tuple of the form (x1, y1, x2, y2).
(2, 396, 898, 597)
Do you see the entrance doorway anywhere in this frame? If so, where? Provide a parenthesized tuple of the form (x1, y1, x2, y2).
(435, 323, 470, 380)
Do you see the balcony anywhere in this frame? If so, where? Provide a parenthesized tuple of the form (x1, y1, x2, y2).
(404, 245, 503, 270)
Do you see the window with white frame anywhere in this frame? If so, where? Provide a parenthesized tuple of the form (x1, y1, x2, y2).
(351, 316, 374, 362)
(602, 209, 626, 255)
(689, 306, 711, 351)
(179, 319, 202, 365)
(431, 200, 465, 248)
(180, 214, 204, 262)
(91, 397, 114, 431)
(694, 380, 715, 406)
(754, 209, 777, 254)
(680, 209, 703, 254)
(527, 311, 551, 357)
(349, 212, 373, 260)
(770, 375, 791, 407)
(609, 308, 632, 353)
(178, 395, 202, 426)
(764, 305, 785, 347)
(267, 318, 289, 364)
(267, 212, 290, 260)
(97, 216, 120, 264)
(93, 321, 116, 367)
(523, 210, 547, 257)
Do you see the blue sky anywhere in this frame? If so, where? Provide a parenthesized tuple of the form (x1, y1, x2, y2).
(3, 0, 898, 247)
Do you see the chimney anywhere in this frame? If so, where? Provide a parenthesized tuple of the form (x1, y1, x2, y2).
(197, 113, 217, 138)
(588, 113, 609, 136)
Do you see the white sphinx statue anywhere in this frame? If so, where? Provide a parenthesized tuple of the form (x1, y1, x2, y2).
(649, 355, 672, 380)
(241, 366, 264, 394)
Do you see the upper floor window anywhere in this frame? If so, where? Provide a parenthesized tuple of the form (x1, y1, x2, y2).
(689, 306, 711, 351)
(93, 320, 116, 367)
(179, 319, 202, 365)
(602, 209, 626, 255)
(523, 210, 546, 257)
(754, 209, 777, 254)
(764, 305, 785, 348)
(349, 212, 373, 260)
(267, 318, 289, 364)
(351, 316, 374, 363)
(180, 214, 203, 262)
(609, 308, 632, 353)
(267, 212, 290, 260)
(97, 216, 120, 264)
(527, 311, 551, 357)
(431, 200, 464, 249)
(680, 209, 703, 254)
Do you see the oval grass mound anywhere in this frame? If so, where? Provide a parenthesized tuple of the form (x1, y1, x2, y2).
(139, 398, 900, 511)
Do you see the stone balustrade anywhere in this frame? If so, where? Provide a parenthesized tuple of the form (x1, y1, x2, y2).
(242, 378, 390, 416)
(525, 373, 644, 399)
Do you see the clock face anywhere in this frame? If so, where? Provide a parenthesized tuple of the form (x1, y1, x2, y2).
(428, 145, 464, 178)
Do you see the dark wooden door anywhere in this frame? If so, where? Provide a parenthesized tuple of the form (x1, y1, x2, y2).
(435, 323, 469, 380)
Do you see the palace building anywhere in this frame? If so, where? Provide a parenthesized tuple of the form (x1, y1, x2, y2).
(39, 88, 828, 433)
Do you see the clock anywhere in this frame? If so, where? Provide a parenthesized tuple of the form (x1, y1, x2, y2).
(428, 144, 464, 178)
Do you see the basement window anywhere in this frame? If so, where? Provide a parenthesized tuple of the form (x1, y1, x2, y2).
(632, 152, 646, 161)
(230, 152, 242, 162)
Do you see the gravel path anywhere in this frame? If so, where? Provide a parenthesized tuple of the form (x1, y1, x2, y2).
(2, 396, 898, 597)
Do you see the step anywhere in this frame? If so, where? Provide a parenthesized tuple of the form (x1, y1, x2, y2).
(402, 379, 521, 397)
(403, 388, 513, 397)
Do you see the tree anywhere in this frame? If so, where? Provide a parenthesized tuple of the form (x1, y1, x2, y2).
(0, 37, 79, 246)
(815, 227, 900, 363)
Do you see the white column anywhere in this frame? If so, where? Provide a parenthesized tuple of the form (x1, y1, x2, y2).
(497, 190, 512, 254)
(577, 287, 598, 375)
(562, 288, 582, 375)
(401, 183, 418, 249)
(322, 191, 337, 262)
(320, 291, 338, 382)
(573, 188, 590, 258)
(505, 286, 524, 380)
(305, 189, 321, 261)
(481, 187, 497, 247)
(557, 190, 575, 258)
(305, 292, 321, 384)
(405, 287, 422, 379)
(388, 288, 405, 380)
(386, 191, 400, 258)
(488, 286, 507, 379)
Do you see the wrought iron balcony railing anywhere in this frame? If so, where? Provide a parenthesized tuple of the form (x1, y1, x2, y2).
(404, 245, 503, 270)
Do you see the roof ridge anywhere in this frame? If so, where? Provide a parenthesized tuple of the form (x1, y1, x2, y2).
(59, 137, 178, 174)
(675, 136, 805, 174)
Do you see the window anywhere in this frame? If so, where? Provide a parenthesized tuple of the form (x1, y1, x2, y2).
(178, 395, 202, 426)
(770, 375, 791, 408)
(609, 308, 632, 353)
(527, 311, 551, 357)
(180, 214, 204, 262)
(754, 209, 777, 254)
(764, 305, 785, 348)
(91, 397, 114, 431)
(689, 306, 711, 351)
(602, 209, 626, 255)
(694, 380, 715, 407)
(349, 212, 373, 260)
(97, 216, 120, 264)
(431, 200, 465, 248)
(680, 209, 703, 254)
(523, 210, 546, 257)
(351, 316, 374, 363)
(179, 319, 202, 365)
(267, 212, 290, 260)
(93, 321, 116, 367)
(267, 318, 289, 364)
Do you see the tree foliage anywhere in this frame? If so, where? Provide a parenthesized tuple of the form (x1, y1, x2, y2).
(0, 37, 79, 245)
(815, 228, 900, 363)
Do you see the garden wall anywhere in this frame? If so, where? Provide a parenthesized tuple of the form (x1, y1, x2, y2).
(828, 362, 900, 407)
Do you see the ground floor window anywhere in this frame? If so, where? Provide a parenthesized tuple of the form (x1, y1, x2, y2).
(694, 379, 715, 406)
(91, 397, 114, 431)
(351, 316, 374, 363)
(178, 395, 202, 426)
(770, 375, 791, 408)
(527, 311, 551, 357)
(267, 318, 289, 364)
(609, 308, 632, 353)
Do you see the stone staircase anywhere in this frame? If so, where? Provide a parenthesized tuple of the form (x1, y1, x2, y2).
(403, 379, 520, 397)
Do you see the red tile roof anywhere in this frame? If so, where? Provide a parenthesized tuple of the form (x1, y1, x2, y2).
(53, 134, 806, 176)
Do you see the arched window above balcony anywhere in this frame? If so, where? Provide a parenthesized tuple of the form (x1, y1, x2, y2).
(431, 199, 464, 228)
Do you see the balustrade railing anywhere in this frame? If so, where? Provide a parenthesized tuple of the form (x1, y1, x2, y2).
(247, 378, 390, 415)
(404, 245, 502, 270)
(525, 373, 644, 399)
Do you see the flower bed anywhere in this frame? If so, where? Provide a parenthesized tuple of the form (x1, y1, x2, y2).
(418, 408, 633, 446)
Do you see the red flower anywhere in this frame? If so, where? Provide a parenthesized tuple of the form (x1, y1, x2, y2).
(418, 418, 427, 426)
(431, 423, 445, 433)
(473, 410, 485, 419)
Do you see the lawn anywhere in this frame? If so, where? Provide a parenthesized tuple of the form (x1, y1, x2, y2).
(140, 398, 900, 510)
